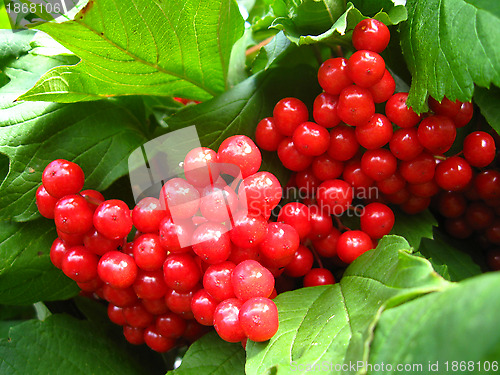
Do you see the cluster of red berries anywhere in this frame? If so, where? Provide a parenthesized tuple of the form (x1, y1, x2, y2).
(255, 18, 498, 262)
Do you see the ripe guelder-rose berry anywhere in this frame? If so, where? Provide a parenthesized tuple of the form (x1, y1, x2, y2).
(93, 199, 133, 240)
(217, 135, 262, 178)
(42, 159, 85, 198)
(213, 298, 245, 343)
(231, 260, 274, 301)
(239, 297, 279, 342)
(98, 251, 138, 289)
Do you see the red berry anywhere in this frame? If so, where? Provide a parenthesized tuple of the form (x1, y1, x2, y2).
(417, 115, 456, 154)
(336, 230, 374, 263)
(143, 326, 176, 353)
(203, 261, 236, 301)
(347, 50, 385, 88)
(295, 168, 321, 198)
(368, 69, 395, 103)
(303, 268, 335, 287)
(232, 260, 274, 301)
(313, 93, 341, 128)
(54, 195, 93, 235)
(133, 269, 168, 300)
(465, 202, 495, 231)
(337, 85, 375, 126)
(277, 138, 313, 171)
(400, 194, 431, 214)
(385, 93, 421, 128)
(434, 156, 472, 191)
(42, 159, 84, 198)
(352, 18, 390, 53)
(159, 217, 194, 253)
(255, 117, 284, 151)
(61, 246, 99, 283)
(107, 304, 126, 326)
(437, 191, 467, 218)
(277, 202, 311, 240)
(239, 297, 279, 342)
(93, 199, 133, 240)
(407, 180, 440, 198)
(217, 135, 262, 178)
(192, 222, 232, 264)
(312, 154, 344, 181)
(133, 234, 167, 271)
(273, 97, 309, 136)
(213, 298, 246, 343)
(50, 238, 70, 269)
(123, 303, 154, 328)
(360, 203, 395, 239)
(229, 211, 268, 248)
(308, 207, 334, 240)
(376, 172, 406, 195)
(164, 288, 197, 316)
(317, 57, 352, 95)
(389, 127, 424, 161)
(474, 170, 500, 201)
(102, 285, 138, 307)
(463, 131, 496, 167)
(142, 298, 169, 315)
(200, 185, 238, 223)
(98, 251, 138, 288)
(83, 228, 122, 256)
(453, 102, 474, 127)
(399, 152, 436, 184)
(312, 228, 341, 258)
(292, 122, 330, 156)
(132, 197, 167, 233)
(360, 148, 397, 181)
(191, 289, 218, 326)
(428, 96, 461, 118)
(163, 253, 201, 292)
(123, 326, 145, 345)
(155, 312, 187, 339)
(316, 179, 353, 216)
(183, 146, 218, 187)
(284, 245, 314, 277)
(80, 189, 104, 211)
(342, 159, 375, 199)
(160, 178, 200, 220)
(35, 185, 58, 219)
(240, 172, 282, 218)
(327, 124, 360, 161)
(259, 223, 300, 265)
(355, 113, 393, 149)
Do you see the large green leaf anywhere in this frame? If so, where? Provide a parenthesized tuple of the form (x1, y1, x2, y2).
(0, 219, 79, 305)
(0, 314, 157, 374)
(418, 229, 482, 282)
(474, 85, 500, 135)
(272, 2, 407, 46)
(245, 236, 449, 375)
(368, 272, 500, 374)
(402, 0, 500, 113)
(19, 0, 244, 103)
(166, 66, 321, 186)
(168, 331, 245, 375)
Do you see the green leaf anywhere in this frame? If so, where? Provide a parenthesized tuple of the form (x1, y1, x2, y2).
(0, 314, 156, 375)
(368, 272, 500, 374)
(0, 219, 79, 305)
(273, 2, 407, 46)
(168, 331, 245, 375)
(418, 229, 483, 281)
(245, 236, 449, 375)
(402, 0, 500, 113)
(251, 31, 292, 73)
(389, 209, 437, 250)
(19, 0, 245, 103)
(474, 85, 500, 135)
(272, 0, 346, 42)
(166, 66, 320, 186)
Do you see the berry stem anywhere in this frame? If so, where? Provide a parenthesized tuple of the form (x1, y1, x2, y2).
(246, 36, 274, 56)
(334, 216, 351, 232)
